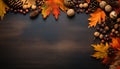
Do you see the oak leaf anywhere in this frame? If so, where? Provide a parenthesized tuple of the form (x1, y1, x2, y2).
(41, 0, 67, 19)
(110, 38, 120, 50)
(88, 8, 106, 27)
(0, 0, 9, 20)
(91, 43, 109, 59)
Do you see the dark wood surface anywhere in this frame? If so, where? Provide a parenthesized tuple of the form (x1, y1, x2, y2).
(0, 12, 108, 69)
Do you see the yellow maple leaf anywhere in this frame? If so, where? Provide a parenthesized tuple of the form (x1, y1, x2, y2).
(88, 8, 106, 27)
(41, 0, 67, 19)
(92, 43, 109, 59)
(0, 0, 9, 20)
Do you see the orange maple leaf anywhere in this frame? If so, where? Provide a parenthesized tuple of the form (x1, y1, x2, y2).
(110, 38, 120, 50)
(41, 0, 67, 19)
(88, 8, 106, 27)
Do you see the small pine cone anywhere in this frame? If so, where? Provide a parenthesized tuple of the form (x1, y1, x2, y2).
(4, 0, 23, 9)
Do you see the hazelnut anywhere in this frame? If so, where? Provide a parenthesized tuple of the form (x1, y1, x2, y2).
(83, 3, 88, 8)
(115, 31, 119, 34)
(99, 1, 107, 9)
(79, 3, 83, 8)
(117, 18, 120, 22)
(94, 32, 100, 37)
(23, 5, 28, 9)
(105, 5, 112, 12)
(64, 0, 74, 7)
(114, 24, 119, 29)
(112, 29, 115, 33)
(31, 5, 37, 10)
(67, 9, 75, 17)
(99, 34, 104, 39)
(104, 26, 109, 31)
(109, 11, 117, 19)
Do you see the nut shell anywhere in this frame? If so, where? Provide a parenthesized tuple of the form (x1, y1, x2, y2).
(83, 3, 88, 8)
(109, 11, 117, 19)
(105, 5, 112, 12)
(67, 9, 75, 17)
(99, 1, 107, 9)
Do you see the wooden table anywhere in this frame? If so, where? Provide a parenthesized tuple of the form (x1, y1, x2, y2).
(0, 12, 108, 69)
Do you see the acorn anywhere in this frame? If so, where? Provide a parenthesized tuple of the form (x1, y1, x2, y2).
(105, 5, 112, 12)
(83, 3, 88, 8)
(67, 9, 75, 17)
(99, 1, 107, 9)
(109, 11, 117, 19)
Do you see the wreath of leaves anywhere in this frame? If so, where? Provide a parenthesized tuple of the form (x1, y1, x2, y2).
(0, 0, 120, 69)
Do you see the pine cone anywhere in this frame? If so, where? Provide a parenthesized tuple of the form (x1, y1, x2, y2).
(4, 0, 23, 9)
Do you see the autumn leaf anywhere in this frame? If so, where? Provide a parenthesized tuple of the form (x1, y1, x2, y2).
(110, 37, 120, 50)
(114, 0, 120, 14)
(41, 0, 67, 19)
(114, 8, 120, 15)
(117, 66, 120, 69)
(91, 43, 109, 59)
(88, 8, 106, 27)
(97, 0, 101, 2)
(0, 0, 9, 20)
(86, 0, 90, 3)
